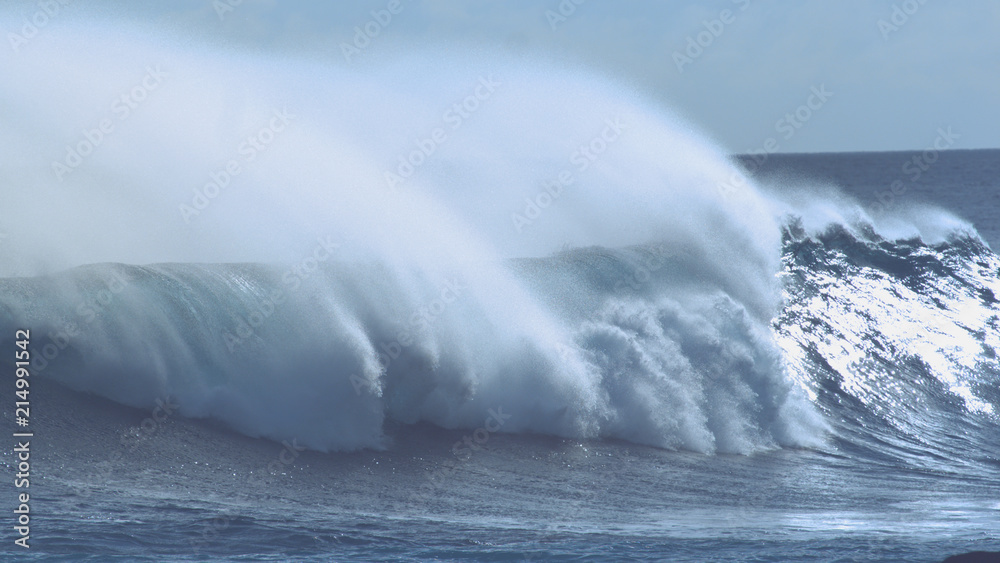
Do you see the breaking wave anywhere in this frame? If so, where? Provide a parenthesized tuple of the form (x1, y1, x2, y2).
(1, 18, 995, 461)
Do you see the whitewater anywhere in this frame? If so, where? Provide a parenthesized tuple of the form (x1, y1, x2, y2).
(1, 19, 998, 562)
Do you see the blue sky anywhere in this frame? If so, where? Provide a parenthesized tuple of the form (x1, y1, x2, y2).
(7, 0, 999, 152)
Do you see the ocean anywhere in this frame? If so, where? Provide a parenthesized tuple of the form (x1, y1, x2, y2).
(1, 24, 998, 561)
(2, 150, 999, 561)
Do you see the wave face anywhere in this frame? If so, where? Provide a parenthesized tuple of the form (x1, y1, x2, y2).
(0, 245, 826, 454)
(775, 219, 1000, 470)
(1, 20, 996, 460)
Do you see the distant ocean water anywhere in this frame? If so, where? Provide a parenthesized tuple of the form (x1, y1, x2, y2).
(742, 149, 1000, 251)
(2, 150, 999, 562)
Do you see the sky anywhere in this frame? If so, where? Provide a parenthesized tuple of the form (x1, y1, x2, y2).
(5, 0, 999, 153)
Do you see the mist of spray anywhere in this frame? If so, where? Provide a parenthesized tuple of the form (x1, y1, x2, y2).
(0, 19, 829, 453)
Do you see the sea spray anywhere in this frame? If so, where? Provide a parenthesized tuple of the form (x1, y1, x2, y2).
(0, 19, 823, 453)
